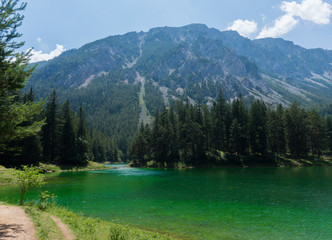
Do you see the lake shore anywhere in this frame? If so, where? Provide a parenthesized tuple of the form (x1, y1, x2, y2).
(0, 161, 112, 186)
(130, 153, 332, 168)
(0, 202, 177, 240)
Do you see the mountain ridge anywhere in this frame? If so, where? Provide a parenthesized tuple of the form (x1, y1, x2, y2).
(26, 24, 332, 153)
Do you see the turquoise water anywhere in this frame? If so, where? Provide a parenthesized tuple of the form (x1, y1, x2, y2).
(1, 165, 332, 239)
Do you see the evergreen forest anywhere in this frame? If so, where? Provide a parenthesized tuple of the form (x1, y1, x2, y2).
(130, 92, 332, 168)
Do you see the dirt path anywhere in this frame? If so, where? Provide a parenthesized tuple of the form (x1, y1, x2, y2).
(49, 215, 74, 240)
(0, 205, 37, 240)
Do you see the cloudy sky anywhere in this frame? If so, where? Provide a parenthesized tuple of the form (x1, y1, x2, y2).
(20, 0, 332, 63)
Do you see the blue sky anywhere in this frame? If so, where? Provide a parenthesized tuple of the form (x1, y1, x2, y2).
(19, 0, 332, 62)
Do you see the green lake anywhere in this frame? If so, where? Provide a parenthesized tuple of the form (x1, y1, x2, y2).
(1, 165, 332, 239)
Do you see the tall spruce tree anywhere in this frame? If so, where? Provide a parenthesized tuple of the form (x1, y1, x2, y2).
(76, 105, 88, 164)
(42, 90, 59, 163)
(326, 117, 332, 151)
(307, 110, 326, 156)
(248, 100, 267, 155)
(0, 0, 44, 159)
(267, 104, 286, 155)
(284, 102, 308, 157)
(212, 91, 226, 151)
(19, 89, 42, 165)
(231, 98, 248, 155)
(59, 100, 76, 165)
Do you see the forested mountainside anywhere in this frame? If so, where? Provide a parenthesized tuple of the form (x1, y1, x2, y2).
(26, 24, 332, 157)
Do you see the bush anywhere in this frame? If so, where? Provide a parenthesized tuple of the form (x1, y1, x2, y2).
(13, 165, 45, 205)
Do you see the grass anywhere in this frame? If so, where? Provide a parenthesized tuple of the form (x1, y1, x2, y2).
(24, 205, 177, 240)
(0, 161, 112, 186)
(38, 161, 112, 172)
(0, 165, 14, 185)
(25, 206, 64, 240)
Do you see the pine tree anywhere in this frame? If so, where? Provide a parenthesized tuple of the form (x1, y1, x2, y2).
(130, 123, 147, 165)
(19, 89, 42, 165)
(211, 91, 226, 151)
(231, 98, 248, 155)
(59, 100, 76, 165)
(76, 105, 88, 164)
(42, 90, 59, 163)
(284, 102, 308, 157)
(248, 100, 267, 155)
(267, 105, 286, 155)
(326, 117, 332, 151)
(230, 118, 241, 155)
(307, 110, 325, 156)
(0, 0, 44, 158)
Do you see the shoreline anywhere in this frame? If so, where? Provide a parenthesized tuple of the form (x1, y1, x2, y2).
(130, 154, 332, 169)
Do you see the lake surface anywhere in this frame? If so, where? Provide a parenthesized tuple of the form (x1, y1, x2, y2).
(1, 165, 332, 239)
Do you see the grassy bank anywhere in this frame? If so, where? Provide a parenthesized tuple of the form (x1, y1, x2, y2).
(37, 161, 112, 172)
(25, 205, 177, 240)
(0, 161, 112, 186)
(0, 165, 14, 185)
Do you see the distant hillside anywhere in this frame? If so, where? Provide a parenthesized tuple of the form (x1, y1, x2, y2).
(26, 24, 332, 154)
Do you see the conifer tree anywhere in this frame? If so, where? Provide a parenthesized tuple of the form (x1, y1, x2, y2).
(42, 90, 59, 162)
(307, 110, 325, 156)
(326, 117, 332, 151)
(231, 98, 248, 155)
(130, 123, 147, 165)
(59, 100, 76, 165)
(0, 0, 44, 157)
(76, 105, 88, 164)
(19, 88, 42, 165)
(267, 105, 286, 155)
(248, 100, 267, 155)
(212, 91, 226, 151)
(284, 102, 308, 157)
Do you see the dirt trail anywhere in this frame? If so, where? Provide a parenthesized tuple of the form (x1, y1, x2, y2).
(0, 204, 75, 240)
(0, 205, 37, 240)
(50, 215, 74, 240)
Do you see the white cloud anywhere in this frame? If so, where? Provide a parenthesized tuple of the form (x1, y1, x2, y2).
(226, 19, 258, 37)
(281, 0, 332, 24)
(257, 0, 332, 39)
(29, 44, 65, 63)
(257, 15, 299, 38)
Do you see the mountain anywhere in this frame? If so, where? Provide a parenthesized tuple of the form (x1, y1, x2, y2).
(26, 24, 332, 154)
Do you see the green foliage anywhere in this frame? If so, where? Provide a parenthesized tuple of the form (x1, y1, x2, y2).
(327, 117, 332, 151)
(284, 102, 308, 157)
(12, 165, 45, 205)
(59, 100, 77, 164)
(0, 1, 44, 166)
(131, 91, 330, 167)
(37, 191, 56, 211)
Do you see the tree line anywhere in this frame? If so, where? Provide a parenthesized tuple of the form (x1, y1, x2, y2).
(130, 92, 332, 167)
(0, 88, 119, 167)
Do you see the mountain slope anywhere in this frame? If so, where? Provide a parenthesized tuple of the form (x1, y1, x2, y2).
(26, 24, 332, 153)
